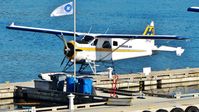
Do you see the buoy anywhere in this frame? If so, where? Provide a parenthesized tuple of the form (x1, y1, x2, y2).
(156, 109, 168, 112)
(185, 106, 199, 112)
(170, 107, 184, 112)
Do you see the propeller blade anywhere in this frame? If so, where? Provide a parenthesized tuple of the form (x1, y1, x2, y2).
(61, 34, 71, 55)
(57, 33, 70, 55)
(61, 34, 68, 49)
(57, 33, 69, 50)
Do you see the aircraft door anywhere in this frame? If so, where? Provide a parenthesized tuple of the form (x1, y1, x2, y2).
(93, 38, 113, 61)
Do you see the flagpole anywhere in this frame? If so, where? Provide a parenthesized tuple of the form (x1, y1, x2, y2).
(73, 0, 76, 78)
(50, 1, 76, 91)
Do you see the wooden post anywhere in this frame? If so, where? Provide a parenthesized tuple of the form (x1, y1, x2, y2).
(157, 79, 162, 89)
(139, 81, 145, 91)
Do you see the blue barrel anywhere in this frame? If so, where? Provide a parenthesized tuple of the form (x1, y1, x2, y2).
(66, 77, 76, 92)
(78, 78, 84, 93)
(78, 78, 93, 94)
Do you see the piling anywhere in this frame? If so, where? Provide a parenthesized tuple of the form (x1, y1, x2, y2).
(139, 81, 145, 91)
(157, 79, 162, 89)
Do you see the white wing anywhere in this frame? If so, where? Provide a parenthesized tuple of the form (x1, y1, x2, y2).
(7, 23, 188, 40)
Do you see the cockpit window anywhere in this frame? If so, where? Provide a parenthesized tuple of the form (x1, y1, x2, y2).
(81, 36, 94, 43)
(76, 36, 94, 44)
(102, 41, 111, 48)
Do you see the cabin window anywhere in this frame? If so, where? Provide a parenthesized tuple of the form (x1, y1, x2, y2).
(91, 39, 98, 46)
(102, 41, 111, 48)
(113, 41, 118, 46)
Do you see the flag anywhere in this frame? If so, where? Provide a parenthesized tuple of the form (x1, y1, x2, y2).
(50, 2, 73, 17)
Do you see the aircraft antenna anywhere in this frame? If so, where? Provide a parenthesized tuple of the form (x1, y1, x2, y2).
(82, 26, 93, 39)
(88, 26, 93, 34)
(104, 27, 109, 34)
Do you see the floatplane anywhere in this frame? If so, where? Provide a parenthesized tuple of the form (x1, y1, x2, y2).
(7, 21, 187, 74)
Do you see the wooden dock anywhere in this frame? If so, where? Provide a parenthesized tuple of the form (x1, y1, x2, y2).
(1, 67, 199, 112)
(7, 95, 199, 112)
(93, 67, 199, 91)
(0, 81, 34, 100)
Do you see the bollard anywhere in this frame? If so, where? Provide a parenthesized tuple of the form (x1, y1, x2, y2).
(143, 67, 151, 76)
(175, 92, 181, 99)
(31, 107, 36, 112)
(107, 67, 113, 79)
(68, 93, 75, 110)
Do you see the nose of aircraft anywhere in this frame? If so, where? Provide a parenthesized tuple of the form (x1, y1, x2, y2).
(64, 41, 74, 59)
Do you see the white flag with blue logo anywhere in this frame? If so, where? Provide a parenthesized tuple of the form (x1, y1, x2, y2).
(50, 2, 73, 17)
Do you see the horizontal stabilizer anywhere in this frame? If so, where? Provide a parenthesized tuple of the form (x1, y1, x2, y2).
(187, 7, 199, 12)
(153, 46, 184, 56)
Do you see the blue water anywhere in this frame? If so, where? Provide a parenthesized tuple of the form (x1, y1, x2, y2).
(1, 0, 199, 83)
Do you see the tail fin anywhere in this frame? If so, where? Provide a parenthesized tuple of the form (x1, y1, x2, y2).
(143, 21, 155, 35)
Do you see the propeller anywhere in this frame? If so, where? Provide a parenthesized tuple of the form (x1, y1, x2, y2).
(57, 33, 70, 67)
(61, 33, 70, 54)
